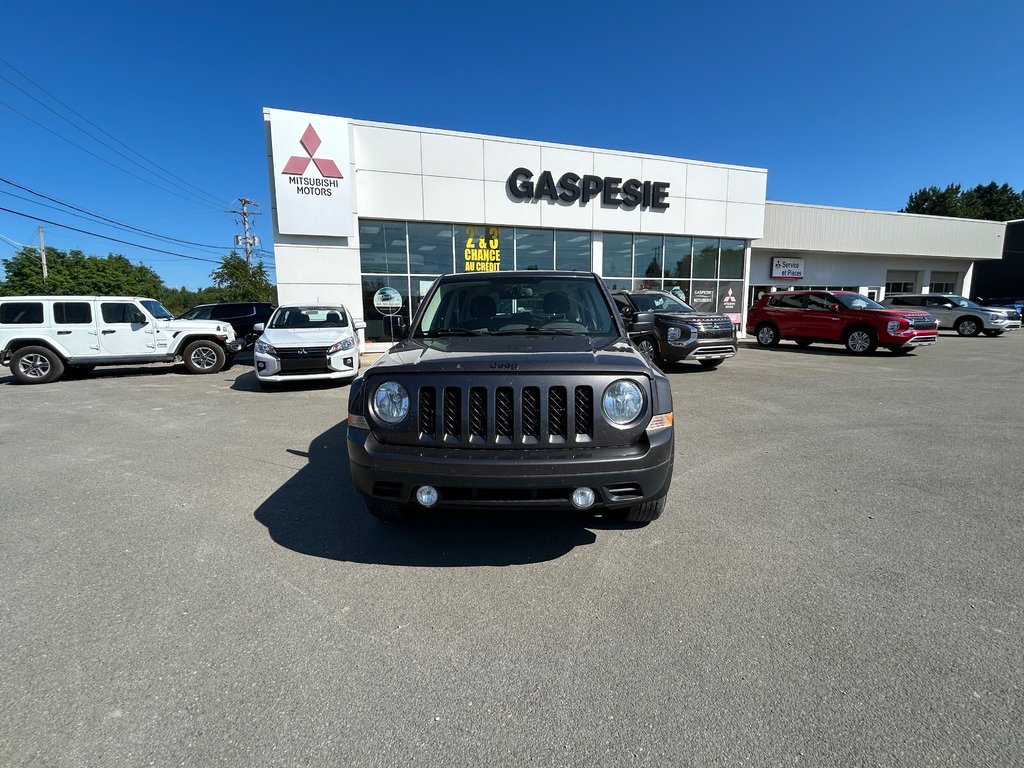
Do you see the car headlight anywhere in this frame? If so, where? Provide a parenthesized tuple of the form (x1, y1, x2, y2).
(666, 326, 682, 342)
(254, 339, 275, 354)
(602, 379, 644, 425)
(373, 381, 410, 424)
(328, 337, 356, 354)
(887, 320, 901, 333)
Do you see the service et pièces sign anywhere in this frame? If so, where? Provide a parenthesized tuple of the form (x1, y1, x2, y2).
(771, 257, 804, 280)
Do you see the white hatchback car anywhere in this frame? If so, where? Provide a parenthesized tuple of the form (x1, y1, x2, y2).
(253, 304, 365, 387)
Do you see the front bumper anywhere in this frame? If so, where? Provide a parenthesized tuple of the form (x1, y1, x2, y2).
(226, 339, 245, 353)
(665, 339, 738, 362)
(255, 350, 360, 382)
(348, 426, 674, 511)
(886, 331, 938, 348)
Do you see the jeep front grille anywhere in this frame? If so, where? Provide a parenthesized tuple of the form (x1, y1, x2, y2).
(417, 383, 594, 445)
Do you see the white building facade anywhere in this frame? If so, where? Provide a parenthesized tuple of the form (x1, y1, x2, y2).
(264, 108, 1006, 351)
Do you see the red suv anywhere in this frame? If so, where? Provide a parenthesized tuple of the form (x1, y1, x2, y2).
(746, 291, 938, 354)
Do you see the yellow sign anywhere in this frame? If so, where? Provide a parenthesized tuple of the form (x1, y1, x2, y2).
(464, 226, 501, 272)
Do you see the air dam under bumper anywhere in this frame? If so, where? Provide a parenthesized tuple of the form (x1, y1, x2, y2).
(348, 426, 674, 511)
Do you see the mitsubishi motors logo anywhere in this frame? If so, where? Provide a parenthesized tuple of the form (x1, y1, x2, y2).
(268, 108, 352, 236)
(282, 124, 342, 197)
(283, 124, 342, 178)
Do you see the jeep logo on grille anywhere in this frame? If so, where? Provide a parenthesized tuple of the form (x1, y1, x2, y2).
(490, 361, 519, 370)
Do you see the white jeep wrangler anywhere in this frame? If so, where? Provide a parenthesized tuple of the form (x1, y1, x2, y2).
(0, 296, 242, 384)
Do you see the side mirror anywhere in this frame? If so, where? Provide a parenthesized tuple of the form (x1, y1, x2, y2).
(630, 311, 655, 334)
(354, 320, 366, 331)
(133, 311, 148, 325)
(253, 323, 265, 333)
(391, 316, 409, 337)
(828, 303, 840, 312)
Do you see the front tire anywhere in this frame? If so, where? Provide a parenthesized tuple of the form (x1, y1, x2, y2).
(623, 497, 665, 524)
(982, 329, 1004, 337)
(10, 346, 65, 384)
(182, 340, 226, 374)
(636, 337, 659, 365)
(755, 323, 780, 347)
(956, 317, 982, 336)
(844, 327, 877, 354)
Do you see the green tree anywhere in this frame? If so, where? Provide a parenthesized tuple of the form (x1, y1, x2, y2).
(209, 252, 275, 303)
(0, 247, 167, 297)
(901, 182, 1024, 221)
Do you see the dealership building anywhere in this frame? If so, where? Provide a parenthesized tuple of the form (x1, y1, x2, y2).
(264, 108, 1007, 352)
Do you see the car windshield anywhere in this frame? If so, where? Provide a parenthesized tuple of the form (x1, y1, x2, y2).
(269, 307, 348, 329)
(141, 300, 174, 319)
(835, 293, 884, 310)
(414, 276, 618, 338)
(628, 293, 696, 313)
(947, 295, 982, 309)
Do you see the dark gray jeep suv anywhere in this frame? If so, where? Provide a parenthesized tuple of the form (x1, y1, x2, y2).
(347, 271, 675, 525)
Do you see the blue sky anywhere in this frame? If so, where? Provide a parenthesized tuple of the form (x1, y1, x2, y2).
(1, 0, 1021, 290)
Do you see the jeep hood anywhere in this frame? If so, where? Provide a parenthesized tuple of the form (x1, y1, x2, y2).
(370, 336, 651, 375)
(159, 318, 235, 337)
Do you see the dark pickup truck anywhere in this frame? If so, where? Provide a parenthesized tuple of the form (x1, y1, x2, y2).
(346, 271, 675, 524)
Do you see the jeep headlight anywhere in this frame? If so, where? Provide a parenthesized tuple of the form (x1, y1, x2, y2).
(373, 381, 410, 424)
(255, 339, 275, 354)
(328, 337, 356, 354)
(602, 379, 644, 425)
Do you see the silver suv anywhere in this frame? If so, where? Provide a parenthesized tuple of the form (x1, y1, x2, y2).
(882, 294, 1022, 337)
(0, 296, 241, 384)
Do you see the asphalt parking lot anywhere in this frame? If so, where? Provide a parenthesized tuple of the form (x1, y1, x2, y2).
(1, 333, 1021, 767)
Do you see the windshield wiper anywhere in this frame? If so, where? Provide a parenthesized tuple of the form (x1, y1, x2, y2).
(417, 327, 485, 337)
(490, 326, 578, 336)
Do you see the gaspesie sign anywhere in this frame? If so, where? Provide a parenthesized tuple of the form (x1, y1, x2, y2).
(507, 168, 670, 210)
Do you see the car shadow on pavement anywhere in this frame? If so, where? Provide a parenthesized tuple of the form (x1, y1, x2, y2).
(253, 421, 599, 567)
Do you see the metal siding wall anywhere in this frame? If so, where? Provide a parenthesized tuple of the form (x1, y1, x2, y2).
(755, 202, 1006, 260)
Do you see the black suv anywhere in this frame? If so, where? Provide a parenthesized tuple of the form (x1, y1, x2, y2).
(611, 289, 737, 368)
(178, 302, 274, 346)
(347, 271, 675, 525)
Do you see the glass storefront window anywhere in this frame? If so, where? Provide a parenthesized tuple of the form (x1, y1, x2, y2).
(555, 231, 591, 271)
(362, 275, 410, 343)
(692, 238, 719, 279)
(689, 280, 717, 312)
(664, 236, 692, 279)
(456, 224, 513, 273)
(665, 280, 690, 302)
(718, 280, 743, 318)
(408, 223, 454, 274)
(602, 233, 632, 277)
(360, 220, 408, 274)
(720, 240, 744, 279)
(515, 228, 553, 270)
(633, 235, 663, 282)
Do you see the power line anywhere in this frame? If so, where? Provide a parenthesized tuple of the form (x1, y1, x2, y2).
(0, 97, 224, 211)
(0, 55, 227, 208)
(0, 177, 235, 252)
(0, 70, 226, 209)
(0, 206, 221, 264)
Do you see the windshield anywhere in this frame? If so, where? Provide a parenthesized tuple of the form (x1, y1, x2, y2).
(414, 276, 618, 337)
(946, 295, 982, 309)
(628, 292, 696, 313)
(269, 306, 349, 329)
(835, 293, 884, 310)
(141, 300, 174, 319)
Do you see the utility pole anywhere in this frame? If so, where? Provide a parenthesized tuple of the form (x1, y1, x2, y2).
(227, 198, 261, 267)
(38, 226, 47, 283)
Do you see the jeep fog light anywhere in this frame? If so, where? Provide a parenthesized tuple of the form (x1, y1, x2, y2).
(571, 487, 596, 509)
(416, 486, 439, 507)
